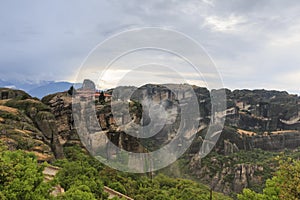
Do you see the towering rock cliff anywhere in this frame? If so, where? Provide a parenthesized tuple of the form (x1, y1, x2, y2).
(0, 88, 64, 161)
(39, 83, 300, 158)
(1, 84, 300, 196)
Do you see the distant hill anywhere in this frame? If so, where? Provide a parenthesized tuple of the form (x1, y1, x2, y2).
(28, 82, 79, 99)
(0, 80, 81, 99)
(0, 79, 15, 89)
(0, 79, 50, 91)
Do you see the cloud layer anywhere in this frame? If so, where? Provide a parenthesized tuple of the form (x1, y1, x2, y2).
(1, 0, 300, 93)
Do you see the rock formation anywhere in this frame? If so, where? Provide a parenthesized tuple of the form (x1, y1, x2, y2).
(0, 88, 63, 161)
(1, 84, 300, 196)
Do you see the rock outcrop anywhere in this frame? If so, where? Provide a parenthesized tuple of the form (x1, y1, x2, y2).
(0, 88, 63, 161)
(42, 92, 78, 146)
(1, 84, 300, 196)
(189, 152, 265, 195)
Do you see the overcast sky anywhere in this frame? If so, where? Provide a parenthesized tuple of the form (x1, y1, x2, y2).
(1, 0, 300, 93)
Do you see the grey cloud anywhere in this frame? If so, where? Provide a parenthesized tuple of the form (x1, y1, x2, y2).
(0, 0, 300, 94)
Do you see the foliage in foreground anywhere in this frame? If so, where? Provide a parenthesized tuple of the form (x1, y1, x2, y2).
(58, 146, 232, 200)
(0, 143, 233, 199)
(0, 146, 53, 200)
(5, 143, 300, 200)
(0, 144, 107, 200)
(238, 157, 300, 200)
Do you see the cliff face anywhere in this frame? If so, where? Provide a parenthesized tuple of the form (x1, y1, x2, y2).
(42, 92, 78, 146)
(214, 89, 300, 153)
(102, 85, 300, 195)
(4, 85, 299, 153)
(226, 89, 300, 131)
(1, 85, 300, 196)
(0, 88, 63, 161)
(107, 85, 300, 151)
(42, 91, 145, 153)
(189, 150, 267, 195)
(38, 84, 300, 157)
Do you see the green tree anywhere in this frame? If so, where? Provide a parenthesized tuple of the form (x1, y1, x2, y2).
(276, 158, 300, 199)
(108, 182, 127, 194)
(59, 185, 96, 200)
(0, 149, 53, 200)
(56, 160, 107, 199)
(238, 157, 300, 200)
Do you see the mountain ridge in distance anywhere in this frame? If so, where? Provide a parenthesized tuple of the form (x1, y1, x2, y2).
(0, 79, 82, 99)
(28, 82, 82, 99)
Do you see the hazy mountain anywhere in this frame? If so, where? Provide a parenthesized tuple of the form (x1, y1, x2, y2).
(0, 79, 81, 99)
(28, 82, 74, 98)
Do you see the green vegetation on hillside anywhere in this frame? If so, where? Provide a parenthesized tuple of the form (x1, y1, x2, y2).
(0, 143, 233, 199)
(3, 140, 300, 200)
(56, 145, 232, 200)
(238, 157, 300, 200)
(0, 145, 53, 200)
